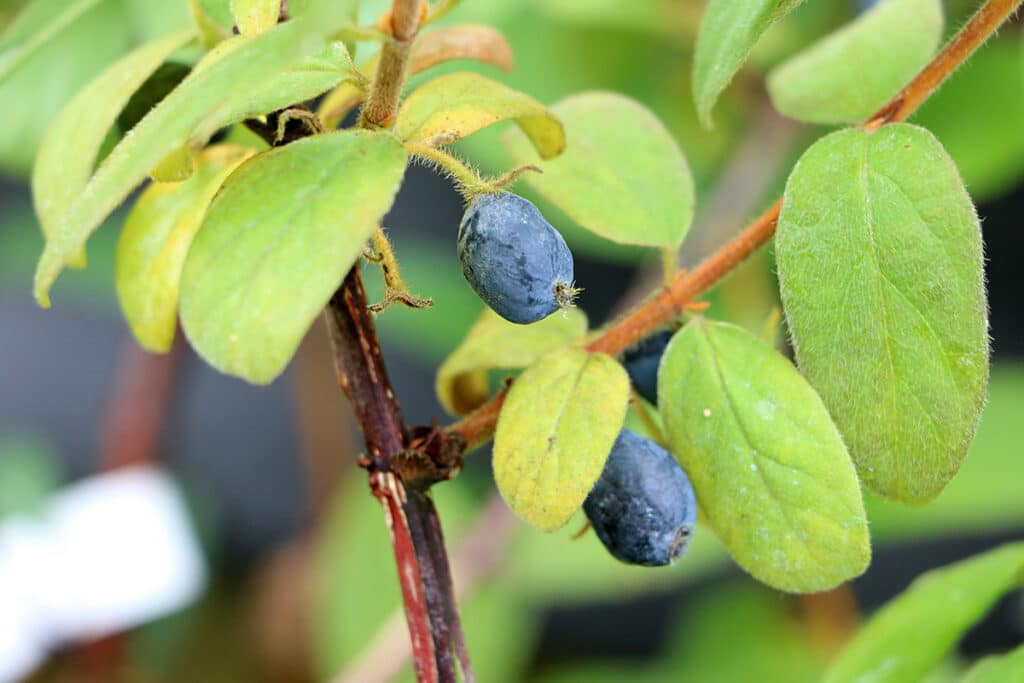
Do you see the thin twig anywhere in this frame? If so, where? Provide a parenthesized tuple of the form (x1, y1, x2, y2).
(447, 0, 1023, 449)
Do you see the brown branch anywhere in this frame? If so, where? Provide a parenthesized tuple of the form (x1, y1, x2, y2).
(359, 0, 425, 128)
(447, 0, 1022, 449)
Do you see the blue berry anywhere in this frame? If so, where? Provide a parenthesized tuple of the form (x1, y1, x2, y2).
(622, 330, 674, 405)
(458, 192, 575, 324)
(584, 429, 697, 567)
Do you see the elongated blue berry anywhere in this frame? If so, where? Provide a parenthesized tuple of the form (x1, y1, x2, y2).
(584, 429, 697, 567)
(622, 330, 674, 405)
(458, 192, 575, 324)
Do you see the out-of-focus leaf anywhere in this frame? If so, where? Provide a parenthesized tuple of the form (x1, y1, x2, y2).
(776, 124, 989, 504)
(437, 307, 587, 415)
(33, 2, 354, 306)
(32, 29, 194, 267)
(230, 0, 279, 35)
(659, 319, 869, 593)
(179, 131, 406, 384)
(767, 0, 943, 124)
(916, 36, 1024, 201)
(0, 0, 101, 83)
(493, 348, 629, 531)
(0, 0, 132, 177)
(959, 645, 1024, 683)
(116, 145, 253, 353)
(692, 0, 805, 127)
(0, 436, 62, 519)
(396, 71, 565, 158)
(825, 543, 1024, 683)
(502, 91, 694, 249)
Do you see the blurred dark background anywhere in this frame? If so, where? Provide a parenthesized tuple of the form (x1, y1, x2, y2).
(1, 0, 1022, 681)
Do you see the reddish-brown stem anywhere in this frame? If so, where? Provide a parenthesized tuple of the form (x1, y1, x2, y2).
(447, 0, 1022, 448)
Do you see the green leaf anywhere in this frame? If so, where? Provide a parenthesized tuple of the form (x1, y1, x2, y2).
(230, 0, 280, 35)
(115, 145, 253, 353)
(31, 29, 195, 268)
(493, 348, 629, 532)
(395, 71, 565, 159)
(692, 0, 805, 127)
(767, 0, 943, 125)
(0, 0, 101, 83)
(179, 130, 406, 384)
(825, 543, 1024, 683)
(776, 124, 989, 504)
(659, 319, 869, 593)
(437, 307, 588, 416)
(501, 92, 695, 249)
(959, 646, 1024, 683)
(32, 1, 355, 307)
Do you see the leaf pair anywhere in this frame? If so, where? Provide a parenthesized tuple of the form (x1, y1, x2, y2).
(32, 0, 358, 306)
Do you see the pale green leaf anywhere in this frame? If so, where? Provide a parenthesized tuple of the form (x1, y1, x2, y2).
(31, 29, 195, 268)
(317, 24, 515, 129)
(825, 543, 1024, 683)
(767, 0, 943, 125)
(959, 645, 1024, 683)
(230, 0, 280, 35)
(494, 348, 629, 531)
(501, 91, 695, 249)
(0, 0, 101, 83)
(179, 130, 406, 384)
(395, 71, 565, 159)
(436, 307, 588, 415)
(659, 319, 869, 593)
(33, 2, 354, 306)
(115, 145, 253, 353)
(692, 0, 805, 127)
(776, 124, 989, 504)
(149, 144, 196, 183)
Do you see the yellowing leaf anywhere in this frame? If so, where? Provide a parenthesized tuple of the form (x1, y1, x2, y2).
(502, 92, 695, 249)
(767, 0, 943, 124)
(230, 0, 280, 36)
(825, 543, 1024, 683)
(437, 307, 588, 415)
(179, 130, 407, 384)
(115, 145, 253, 353)
(396, 71, 564, 159)
(776, 124, 989, 504)
(31, 29, 195, 267)
(494, 348, 629, 531)
(318, 24, 515, 129)
(150, 144, 196, 183)
(659, 319, 870, 593)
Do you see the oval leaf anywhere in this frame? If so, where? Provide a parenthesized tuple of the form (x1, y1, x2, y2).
(494, 348, 629, 532)
(230, 0, 280, 36)
(318, 24, 514, 129)
(115, 145, 253, 353)
(179, 130, 406, 384)
(31, 29, 195, 266)
(776, 124, 989, 504)
(0, 0, 101, 83)
(437, 307, 588, 415)
(825, 543, 1024, 683)
(395, 71, 564, 159)
(659, 319, 869, 593)
(33, 1, 353, 306)
(501, 91, 695, 249)
(692, 0, 805, 127)
(767, 0, 943, 124)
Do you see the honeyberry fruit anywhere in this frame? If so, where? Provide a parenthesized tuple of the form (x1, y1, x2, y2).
(457, 191, 575, 324)
(584, 429, 697, 567)
(622, 330, 674, 405)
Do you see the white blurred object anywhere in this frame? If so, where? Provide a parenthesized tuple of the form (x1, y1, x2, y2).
(0, 466, 206, 682)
